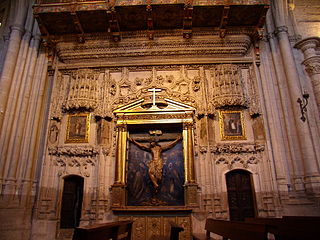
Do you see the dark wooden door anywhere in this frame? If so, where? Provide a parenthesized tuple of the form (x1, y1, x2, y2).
(226, 170, 256, 221)
(60, 175, 84, 228)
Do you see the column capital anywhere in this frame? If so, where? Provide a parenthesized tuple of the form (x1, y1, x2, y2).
(302, 56, 320, 76)
(294, 37, 320, 59)
(9, 24, 25, 34)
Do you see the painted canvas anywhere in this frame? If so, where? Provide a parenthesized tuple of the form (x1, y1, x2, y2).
(220, 110, 246, 140)
(127, 131, 184, 206)
(66, 113, 90, 143)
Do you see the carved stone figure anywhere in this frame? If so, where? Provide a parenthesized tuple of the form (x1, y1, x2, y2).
(49, 124, 59, 144)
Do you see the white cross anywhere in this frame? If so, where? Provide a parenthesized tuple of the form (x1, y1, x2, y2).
(148, 88, 161, 107)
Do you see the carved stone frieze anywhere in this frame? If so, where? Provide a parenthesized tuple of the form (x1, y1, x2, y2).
(210, 64, 248, 108)
(211, 143, 265, 154)
(55, 34, 252, 63)
(48, 145, 99, 157)
(213, 143, 264, 169)
(48, 145, 98, 177)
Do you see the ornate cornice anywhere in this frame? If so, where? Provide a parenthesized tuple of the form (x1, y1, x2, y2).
(55, 34, 252, 63)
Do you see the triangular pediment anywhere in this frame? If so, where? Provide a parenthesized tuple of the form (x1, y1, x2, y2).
(113, 98, 195, 114)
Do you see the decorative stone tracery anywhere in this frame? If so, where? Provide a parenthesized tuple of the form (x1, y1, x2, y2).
(211, 64, 247, 108)
(65, 69, 100, 111)
(212, 143, 265, 169)
(48, 145, 98, 177)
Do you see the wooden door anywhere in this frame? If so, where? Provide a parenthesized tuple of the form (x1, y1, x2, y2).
(60, 175, 84, 228)
(226, 170, 256, 221)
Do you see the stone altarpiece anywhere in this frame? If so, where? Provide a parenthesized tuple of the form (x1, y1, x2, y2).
(36, 59, 278, 239)
(31, 3, 278, 238)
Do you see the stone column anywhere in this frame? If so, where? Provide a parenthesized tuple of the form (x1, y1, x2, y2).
(294, 37, 320, 112)
(0, 25, 24, 132)
(275, 26, 320, 191)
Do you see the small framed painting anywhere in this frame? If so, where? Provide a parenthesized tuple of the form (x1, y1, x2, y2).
(219, 110, 246, 140)
(66, 113, 90, 143)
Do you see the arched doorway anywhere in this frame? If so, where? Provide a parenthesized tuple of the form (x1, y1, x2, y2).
(226, 169, 256, 221)
(60, 175, 84, 228)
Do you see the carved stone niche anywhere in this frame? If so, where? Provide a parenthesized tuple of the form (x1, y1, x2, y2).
(211, 64, 247, 108)
(64, 69, 99, 111)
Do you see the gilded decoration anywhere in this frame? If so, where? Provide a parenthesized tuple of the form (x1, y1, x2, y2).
(111, 97, 198, 209)
(219, 110, 246, 140)
(65, 113, 90, 143)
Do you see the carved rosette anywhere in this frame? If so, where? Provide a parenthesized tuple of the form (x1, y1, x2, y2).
(64, 69, 99, 111)
(48, 145, 98, 177)
(212, 143, 264, 169)
(211, 64, 247, 108)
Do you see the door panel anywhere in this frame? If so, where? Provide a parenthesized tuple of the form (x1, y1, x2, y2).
(60, 175, 84, 228)
(226, 170, 255, 221)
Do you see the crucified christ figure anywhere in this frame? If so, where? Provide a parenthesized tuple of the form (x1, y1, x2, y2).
(129, 135, 182, 192)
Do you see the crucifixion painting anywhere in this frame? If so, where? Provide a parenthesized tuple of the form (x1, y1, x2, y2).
(126, 126, 185, 206)
(129, 135, 182, 191)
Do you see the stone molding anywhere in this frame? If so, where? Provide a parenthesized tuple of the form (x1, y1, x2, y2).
(55, 34, 252, 63)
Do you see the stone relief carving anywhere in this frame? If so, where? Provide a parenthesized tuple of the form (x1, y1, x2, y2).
(49, 64, 259, 121)
(64, 69, 100, 111)
(247, 66, 262, 116)
(48, 145, 98, 177)
(304, 58, 320, 75)
(211, 143, 265, 154)
(48, 122, 59, 144)
(50, 72, 69, 120)
(210, 64, 248, 109)
(212, 143, 264, 169)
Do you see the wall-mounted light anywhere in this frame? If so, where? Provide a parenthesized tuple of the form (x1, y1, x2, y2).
(297, 92, 309, 122)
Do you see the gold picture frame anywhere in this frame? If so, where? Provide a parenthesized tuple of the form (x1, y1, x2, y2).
(219, 110, 246, 140)
(66, 113, 90, 143)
